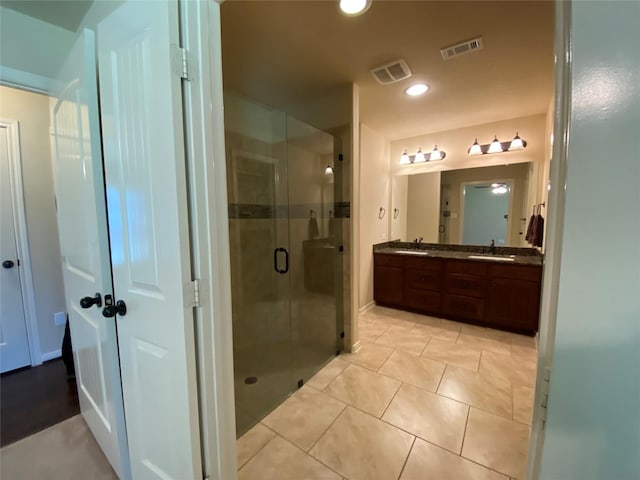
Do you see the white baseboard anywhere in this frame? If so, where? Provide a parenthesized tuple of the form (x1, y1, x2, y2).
(350, 340, 361, 354)
(41, 349, 62, 362)
(358, 301, 376, 315)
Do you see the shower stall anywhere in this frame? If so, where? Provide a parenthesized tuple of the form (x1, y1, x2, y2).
(224, 93, 343, 435)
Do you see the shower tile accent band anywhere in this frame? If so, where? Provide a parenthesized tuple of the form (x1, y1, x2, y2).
(228, 202, 351, 219)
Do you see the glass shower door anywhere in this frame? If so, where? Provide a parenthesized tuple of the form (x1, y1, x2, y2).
(225, 100, 292, 436)
(286, 117, 338, 386)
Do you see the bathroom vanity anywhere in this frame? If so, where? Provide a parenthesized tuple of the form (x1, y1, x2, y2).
(373, 243, 543, 335)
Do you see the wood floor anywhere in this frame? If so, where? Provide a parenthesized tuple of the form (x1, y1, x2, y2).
(1, 358, 80, 447)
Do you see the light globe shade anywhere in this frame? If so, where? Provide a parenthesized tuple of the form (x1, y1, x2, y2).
(492, 186, 508, 195)
(468, 138, 482, 156)
(509, 133, 525, 151)
(325, 164, 334, 175)
(339, 0, 371, 16)
(488, 136, 503, 154)
(404, 83, 429, 97)
(430, 145, 443, 161)
(414, 148, 426, 163)
(400, 149, 411, 165)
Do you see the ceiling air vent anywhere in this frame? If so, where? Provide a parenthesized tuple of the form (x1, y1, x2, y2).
(440, 37, 484, 61)
(370, 59, 412, 85)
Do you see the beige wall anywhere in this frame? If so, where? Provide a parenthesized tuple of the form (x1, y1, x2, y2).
(0, 85, 66, 358)
(390, 175, 407, 241)
(406, 172, 441, 244)
(358, 123, 390, 310)
(441, 163, 531, 246)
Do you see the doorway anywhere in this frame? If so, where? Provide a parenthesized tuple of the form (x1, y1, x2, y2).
(225, 94, 341, 435)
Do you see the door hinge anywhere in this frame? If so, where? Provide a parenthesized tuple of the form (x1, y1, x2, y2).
(187, 279, 200, 308)
(539, 366, 551, 427)
(172, 46, 190, 80)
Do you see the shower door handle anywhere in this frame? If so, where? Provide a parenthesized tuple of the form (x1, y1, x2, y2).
(273, 248, 289, 274)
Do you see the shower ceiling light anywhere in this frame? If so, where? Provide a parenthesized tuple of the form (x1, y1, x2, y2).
(467, 132, 528, 156)
(405, 83, 429, 97)
(339, 0, 371, 16)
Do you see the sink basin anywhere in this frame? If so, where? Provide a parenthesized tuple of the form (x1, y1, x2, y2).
(467, 254, 516, 262)
(393, 250, 429, 256)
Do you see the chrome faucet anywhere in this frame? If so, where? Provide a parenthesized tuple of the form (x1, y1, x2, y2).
(414, 237, 423, 245)
(489, 239, 496, 255)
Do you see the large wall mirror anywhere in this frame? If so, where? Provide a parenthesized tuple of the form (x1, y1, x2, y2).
(391, 162, 535, 247)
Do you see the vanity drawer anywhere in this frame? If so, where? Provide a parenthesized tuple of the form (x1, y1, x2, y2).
(405, 288, 441, 313)
(490, 264, 542, 282)
(446, 260, 488, 276)
(374, 253, 404, 268)
(445, 273, 486, 298)
(443, 294, 484, 322)
(404, 256, 442, 272)
(405, 268, 442, 292)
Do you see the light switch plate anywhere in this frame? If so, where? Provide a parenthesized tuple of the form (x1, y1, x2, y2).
(54, 312, 67, 326)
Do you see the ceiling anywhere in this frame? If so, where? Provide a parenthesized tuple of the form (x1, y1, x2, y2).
(220, 1, 554, 140)
(1, 0, 93, 32)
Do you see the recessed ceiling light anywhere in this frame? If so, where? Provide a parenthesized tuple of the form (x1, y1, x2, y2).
(339, 0, 371, 16)
(405, 83, 429, 97)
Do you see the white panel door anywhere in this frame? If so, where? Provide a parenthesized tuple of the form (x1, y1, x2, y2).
(51, 29, 130, 479)
(0, 126, 31, 374)
(97, 1, 202, 478)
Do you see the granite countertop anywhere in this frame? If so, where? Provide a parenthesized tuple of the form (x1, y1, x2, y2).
(373, 241, 543, 266)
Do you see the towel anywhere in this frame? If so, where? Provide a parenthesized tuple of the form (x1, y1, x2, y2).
(533, 214, 544, 247)
(308, 217, 319, 239)
(525, 212, 536, 244)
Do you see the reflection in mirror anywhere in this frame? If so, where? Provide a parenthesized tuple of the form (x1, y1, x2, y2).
(391, 163, 534, 247)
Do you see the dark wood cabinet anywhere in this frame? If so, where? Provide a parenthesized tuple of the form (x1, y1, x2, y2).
(373, 254, 404, 307)
(486, 265, 542, 333)
(373, 252, 542, 335)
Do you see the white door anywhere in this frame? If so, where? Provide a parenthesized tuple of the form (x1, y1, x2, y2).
(0, 126, 31, 374)
(51, 29, 130, 479)
(97, 1, 202, 478)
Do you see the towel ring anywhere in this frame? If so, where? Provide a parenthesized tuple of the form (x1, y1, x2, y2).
(393, 208, 399, 219)
(378, 207, 386, 219)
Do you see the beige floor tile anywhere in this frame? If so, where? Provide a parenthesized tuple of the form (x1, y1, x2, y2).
(411, 314, 443, 328)
(324, 364, 400, 417)
(511, 333, 537, 350)
(378, 350, 445, 392)
(423, 338, 482, 371)
(262, 386, 346, 451)
(237, 423, 276, 468)
(0, 415, 117, 480)
(462, 408, 530, 479)
(412, 323, 460, 343)
(457, 332, 512, 355)
(306, 357, 350, 390)
(383, 384, 469, 453)
(374, 329, 429, 355)
(479, 350, 536, 387)
(400, 438, 509, 480)
(340, 340, 393, 371)
(511, 343, 538, 363)
(438, 365, 513, 418)
(310, 406, 414, 480)
(238, 435, 340, 480)
(513, 384, 535, 425)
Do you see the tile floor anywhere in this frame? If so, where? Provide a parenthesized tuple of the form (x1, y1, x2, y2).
(237, 306, 538, 480)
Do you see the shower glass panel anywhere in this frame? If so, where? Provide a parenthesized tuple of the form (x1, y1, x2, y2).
(224, 94, 339, 437)
(286, 116, 338, 387)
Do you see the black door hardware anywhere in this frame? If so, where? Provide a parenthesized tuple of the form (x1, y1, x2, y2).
(102, 297, 127, 318)
(80, 292, 102, 308)
(2, 260, 15, 269)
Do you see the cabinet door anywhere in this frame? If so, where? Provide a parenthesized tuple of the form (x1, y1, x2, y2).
(486, 278, 541, 333)
(374, 265, 404, 306)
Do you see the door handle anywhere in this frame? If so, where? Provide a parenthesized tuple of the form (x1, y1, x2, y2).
(102, 299, 127, 318)
(273, 248, 289, 274)
(80, 292, 102, 308)
(2, 260, 15, 269)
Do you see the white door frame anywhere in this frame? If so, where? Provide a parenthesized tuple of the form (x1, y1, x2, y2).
(178, 1, 237, 479)
(525, 0, 571, 477)
(0, 118, 42, 367)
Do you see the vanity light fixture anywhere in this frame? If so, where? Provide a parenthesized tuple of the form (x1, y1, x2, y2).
(324, 164, 334, 175)
(467, 132, 528, 156)
(399, 145, 446, 165)
(404, 83, 429, 97)
(339, 0, 372, 16)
